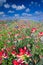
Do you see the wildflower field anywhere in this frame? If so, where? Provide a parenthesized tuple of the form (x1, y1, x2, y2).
(0, 20, 43, 65)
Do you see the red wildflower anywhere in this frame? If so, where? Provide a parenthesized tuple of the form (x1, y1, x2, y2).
(2, 52, 8, 59)
(6, 47, 11, 52)
(0, 51, 3, 57)
(0, 51, 3, 64)
(13, 60, 19, 65)
(26, 50, 32, 57)
(17, 59, 23, 64)
(31, 28, 37, 33)
(24, 46, 27, 51)
(11, 51, 17, 55)
(19, 48, 25, 55)
(39, 32, 43, 36)
(1, 49, 8, 59)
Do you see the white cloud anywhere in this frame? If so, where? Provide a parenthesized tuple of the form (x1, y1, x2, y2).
(2, 14, 9, 17)
(35, 2, 38, 5)
(15, 14, 19, 17)
(32, 11, 43, 21)
(20, 12, 43, 21)
(26, 8, 30, 12)
(16, 4, 25, 10)
(14, 13, 32, 20)
(0, 0, 6, 4)
(0, 0, 6, 2)
(12, 4, 17, 9)
(3, 14, 6, 17)
(22, 13, 32, 16)
(41, 0, 43, 3)
(12, 4, 25, 10)
(38, 4, 40, 7)
(14, 14, 20, 19)
(31, 1, 34, 4)
(35, 11, 41, 14)
(4, 4, 10, 8)
(29, 4, 31, 6)
(0, 0, 6, 6)
(8, 10, 14, 13)
(0, 12, 4, 15)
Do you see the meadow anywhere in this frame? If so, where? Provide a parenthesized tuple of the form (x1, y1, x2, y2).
(0, 20, 43, 65)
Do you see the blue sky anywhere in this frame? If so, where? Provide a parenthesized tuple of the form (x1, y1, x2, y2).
(0, 0, 43, 21)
